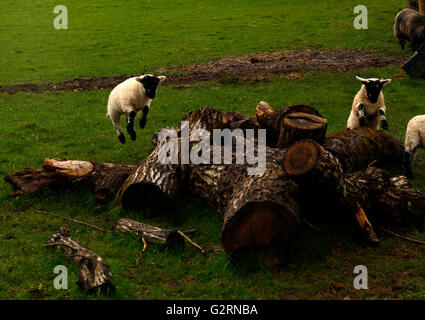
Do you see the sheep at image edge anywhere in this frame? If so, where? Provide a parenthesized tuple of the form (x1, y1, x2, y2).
(394, 8, 425, 51)
(404, 115, 425, 179)
(347, 76, 391, 131)
(106, 74, 166, 144)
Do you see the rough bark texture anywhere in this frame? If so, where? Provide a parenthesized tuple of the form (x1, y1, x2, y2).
(113, 218, 184, 247)
(282, 139, 425, 238)
(117, 107, 247, 211)
(323, 128, 404, 172)
(190, 146, 300, 264)
(256, 101, 322, 147)
(277, 112, 328, 149)
(45, 225, 114, 293)
(4, 159, 135, 202)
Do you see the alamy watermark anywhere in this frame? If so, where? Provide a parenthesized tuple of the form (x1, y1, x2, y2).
(53, 265, 68, 289)
(353, 265, 368, 289)
(354, 5, 368, 30)
(157, 121, 267, 176)
(53, 5, 68, 30)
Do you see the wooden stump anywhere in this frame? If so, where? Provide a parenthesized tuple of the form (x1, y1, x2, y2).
(323, 128, 404, 172)
(45, 225, 115, 293)
(277, 112, 328, 149)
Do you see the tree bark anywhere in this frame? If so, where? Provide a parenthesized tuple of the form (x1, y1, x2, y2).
(113, 218, 184, 247)
(277, 112, 328, 149)
(190, 146, 300, 264)
(282, 139, 425, 239)
(45, 225, 115, 293)
(323, 128, 404, 172)
(117, 107, 246, 211)
(4, 159, 135, 202)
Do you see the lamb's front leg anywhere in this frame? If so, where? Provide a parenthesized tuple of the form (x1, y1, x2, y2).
(126, 110, 137, 141)
(357, 103, 366, 127)
(139, 106, 149, 129)
(378, 108, 388, 130)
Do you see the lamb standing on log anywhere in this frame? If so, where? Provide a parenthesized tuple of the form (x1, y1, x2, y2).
(347, 76, 391, 130)
(106, 74, 166, 144)
(394, 8, 425, 51)
(404, 115, 425, 178)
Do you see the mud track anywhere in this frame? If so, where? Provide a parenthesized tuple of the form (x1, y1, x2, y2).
(0, 49, 407, 94)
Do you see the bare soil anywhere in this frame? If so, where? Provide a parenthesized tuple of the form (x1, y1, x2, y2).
(0, 49, 407, 94)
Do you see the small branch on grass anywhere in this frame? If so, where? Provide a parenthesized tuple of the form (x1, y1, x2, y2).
(36, 210, 111, 233)
(381, 227, 425, 246)
(177, 230, 206, 256)
(133, 236, 147, 267)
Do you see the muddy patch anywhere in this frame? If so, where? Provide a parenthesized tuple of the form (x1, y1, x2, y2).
(0, 49, 407, 94)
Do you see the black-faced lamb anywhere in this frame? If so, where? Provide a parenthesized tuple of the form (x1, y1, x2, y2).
(404, 115, 425, 178)
(347, 76, 391, 131)
(106, 74, 166, 144)
(394, 8, 425, 51)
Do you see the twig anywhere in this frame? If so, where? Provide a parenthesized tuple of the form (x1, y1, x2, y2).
(367, 160, 377, 170)
(133, 236, 147, 267)
(302, 218, 321, 232)
(381, 227, 425, 246)
(35, 210, 111, 233)
(177, 230, 205, 256)
(181, 229, 197, 235)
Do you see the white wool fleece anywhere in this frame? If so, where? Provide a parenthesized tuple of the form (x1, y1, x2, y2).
(405, 115, 425, 154)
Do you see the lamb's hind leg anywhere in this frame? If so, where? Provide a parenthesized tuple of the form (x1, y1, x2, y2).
(378, 109, 388, 130)
(110, 112, 126, 144)
(126, 109, 137, 141)
(139, 106, 149, 129)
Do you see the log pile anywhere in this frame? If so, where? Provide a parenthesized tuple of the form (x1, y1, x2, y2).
(5, 102, 425, 265)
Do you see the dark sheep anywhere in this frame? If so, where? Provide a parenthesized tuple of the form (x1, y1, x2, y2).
(394, 8, 425, 51)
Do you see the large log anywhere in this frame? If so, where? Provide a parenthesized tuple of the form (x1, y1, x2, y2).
(45, 225, 115, 293)
(4, 159, 135, 202)
(282, 140, 425, 238)
(323, 128, 404, 172)
(116, 107, 250, 210)
(190, 146, 300, 264)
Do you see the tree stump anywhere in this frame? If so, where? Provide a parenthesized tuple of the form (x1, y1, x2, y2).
(45, 225, 115, 293)
(277, 112, 328, 149)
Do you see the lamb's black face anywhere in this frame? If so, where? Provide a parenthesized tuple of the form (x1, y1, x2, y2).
(138, 76, 160, 99)
(364, 80, 383, 103)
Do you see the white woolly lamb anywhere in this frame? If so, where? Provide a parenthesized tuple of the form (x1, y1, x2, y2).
(106, 74, 166, 144)
(404, 115, 425, 178)
(347, 76, 391, 130)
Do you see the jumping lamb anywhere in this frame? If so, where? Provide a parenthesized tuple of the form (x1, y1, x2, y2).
(106, 74, 166, 144)
(394, 8, 425, 51)
(404, 115, 425, 178)
(347, 76, 391, 131)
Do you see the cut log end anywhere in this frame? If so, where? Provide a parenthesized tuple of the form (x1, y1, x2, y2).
(221, 201, 299, 264)
(282, 140, 320, 176)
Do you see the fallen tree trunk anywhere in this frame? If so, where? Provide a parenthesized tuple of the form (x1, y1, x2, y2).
(113, 218, 184, 247)
(4, 159, 135, 202)
(45, 225, 115, 293)
(116, 107, 250, 211)
(323, 128, 404, 172)
(282, 139, 425, 240)
(190, 146, 300, 264)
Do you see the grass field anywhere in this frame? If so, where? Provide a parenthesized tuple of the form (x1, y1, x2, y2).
(1, 0, 425, 300)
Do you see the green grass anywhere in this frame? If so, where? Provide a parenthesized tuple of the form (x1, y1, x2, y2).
(1, 69, 425, 299)
(1, 0, 425, 300)
(0, 0, 410, 85)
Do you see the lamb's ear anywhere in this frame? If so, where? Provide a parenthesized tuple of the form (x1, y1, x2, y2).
(158, 76, 166, 82)
(135, 77, 144, 84)
(355, 76, 368, 84)
(381, 79, 391, 86)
